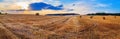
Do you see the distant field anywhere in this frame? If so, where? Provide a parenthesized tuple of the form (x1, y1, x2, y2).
(0, 14, 120, 39)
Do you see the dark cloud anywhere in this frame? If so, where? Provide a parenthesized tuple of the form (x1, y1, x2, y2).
(29, 2, 63, 10)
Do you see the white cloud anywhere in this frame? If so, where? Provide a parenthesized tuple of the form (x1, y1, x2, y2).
(0, 3, 22, 10)
(63, 0, 112, 14)
(16, 2, 29, 9)
(3, 0, 43, 2)
(0, 0, 62, 10)
(2, 0, 61, 6)
(0, 0, 43, 10)
(43, 0, 61, 6)
(63, 1, 95, 14)
(95, 3, 109, 7)
(90, 0, 96, 1)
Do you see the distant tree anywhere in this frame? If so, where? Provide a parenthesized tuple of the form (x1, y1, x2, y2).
(36, 13, 39, 16)
(87, 12, 120, 16)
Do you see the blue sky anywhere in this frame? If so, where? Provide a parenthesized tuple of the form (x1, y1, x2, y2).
(95, 0, 120, 12)
(0, 0, 120, 14)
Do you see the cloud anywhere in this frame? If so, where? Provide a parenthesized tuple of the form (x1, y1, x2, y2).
(0, 0, 118, 14)
(0, 3, 22, 10)
(0, 0, 62, 10)
(43, 0, 62, 6)
(62, 0, 113, 14)
(23, 10, 67, 15)
(63, 1, 94, 14)
(2, 0, 43, 3)
(95, 3, 109, 7)
(0, 0, 43, 10)
(90, 0, 96, 1)
(29, 2, 63, 10)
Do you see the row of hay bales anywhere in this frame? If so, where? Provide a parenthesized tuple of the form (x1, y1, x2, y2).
(0, 12, 8, 15)
(79, 16, 117, 20)
(0, 12, 39, 15)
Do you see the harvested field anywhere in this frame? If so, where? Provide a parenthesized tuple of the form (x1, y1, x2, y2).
(0, 14, 120, 39)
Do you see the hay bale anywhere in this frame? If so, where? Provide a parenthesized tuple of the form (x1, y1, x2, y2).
(80, 16, 82, 18)
(103, 17, 106, 20)
(35, 13, 39, 16)
(90, 16, 93, 19)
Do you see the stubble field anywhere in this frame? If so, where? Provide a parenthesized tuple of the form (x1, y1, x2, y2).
(0, 14, 120, 39)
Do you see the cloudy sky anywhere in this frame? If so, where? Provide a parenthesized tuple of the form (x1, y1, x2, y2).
(0, 0, 120, 14)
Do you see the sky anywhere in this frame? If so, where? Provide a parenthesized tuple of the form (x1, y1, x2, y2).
(0, 0, 120, 14)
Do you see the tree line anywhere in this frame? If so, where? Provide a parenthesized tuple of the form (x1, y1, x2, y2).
(87, 12, 120, 16)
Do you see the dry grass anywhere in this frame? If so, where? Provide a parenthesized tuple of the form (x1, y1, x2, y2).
(0, 14, 120, 39)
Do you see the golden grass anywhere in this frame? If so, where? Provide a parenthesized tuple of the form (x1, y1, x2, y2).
(0, 14, 120, 39)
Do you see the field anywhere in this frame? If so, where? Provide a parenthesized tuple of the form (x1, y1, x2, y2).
(0, 14, 120, 39)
